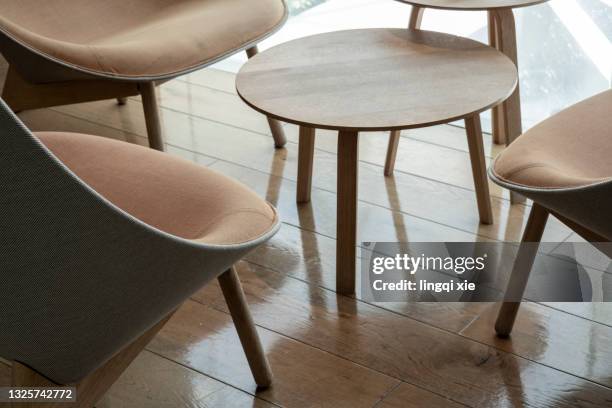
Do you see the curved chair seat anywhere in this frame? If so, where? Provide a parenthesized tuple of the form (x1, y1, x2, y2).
(492, 89, 612, 189)
(0, 0, 286, 79)
(38, 132, 277, 244)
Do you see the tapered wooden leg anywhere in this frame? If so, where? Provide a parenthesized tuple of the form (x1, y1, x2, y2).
(492, 9, 521, 146)
(492, 9, 525, 204)
(465, 114, 493, 225)
(139, 82, 165, 151)
(488, 11, 506, 145)
(383, 4, 425, 176)
(218, 267, 273, 388)
(11, 313, 173, 408)
(385, 130, 401, 177)
(337, 131, 359, 295)
(408, 5, 425, 29)
(297, 126, 316, 203)
(385, 6, 425, 177)
(266, 117, 288, 148)
(246, 46, 287, 148)
(116, 97, 127, 105)
(495, 204, 549, 337)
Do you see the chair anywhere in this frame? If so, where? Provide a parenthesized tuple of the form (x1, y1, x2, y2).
(0, 99, 280, 406)
(489, 89, 612, 336)
(0, 0, 288, 151)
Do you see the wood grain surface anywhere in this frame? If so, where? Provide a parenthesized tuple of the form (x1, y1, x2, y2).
(237, 29, 517, 131)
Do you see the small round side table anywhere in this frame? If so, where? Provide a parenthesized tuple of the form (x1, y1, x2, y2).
(236, 28, 517, 295)
(386, 0, 550, 203)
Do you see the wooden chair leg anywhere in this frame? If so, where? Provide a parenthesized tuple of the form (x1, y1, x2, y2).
(495, 203, 549, 337)
(465, 114, 493, 225)
(488, 11, 506, 146)
(218, 267, 273, 388)
(139, 82, 165, 151)
(336, 130, 360, 295)
(492, 9, 525, 204)
(384, 130, 401, 177)
(246, 46, 287, 148)
(297, 126, 316, 203)
(116, 97, 127, 105)
(10, 314, 173, 408)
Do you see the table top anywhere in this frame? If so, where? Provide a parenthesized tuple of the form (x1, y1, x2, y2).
(236, 29, 517, 132)
(394, 0, 549, 11)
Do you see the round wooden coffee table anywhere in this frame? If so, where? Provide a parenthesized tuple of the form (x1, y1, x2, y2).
(388, 1, 551, 205)
(236, 28, 517, 295)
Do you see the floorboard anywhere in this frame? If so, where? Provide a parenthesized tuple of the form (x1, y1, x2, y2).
(376, 382, 465, 408)
(98, 351, 276, 408)
(148, 300, 400, 408)
(461, 302, 612, 388)
(187, 261, 612, 408)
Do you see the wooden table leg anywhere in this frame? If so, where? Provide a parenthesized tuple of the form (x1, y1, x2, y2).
(465, 114, 494, 225)
(382, 5, 425, 176)
(384, 130, 401, 177)
(297, 126, 316, 203)
(337, 130, 359, 295)
(246, 45, 287, 148)
(488, 10, 506, 145)
(493, 8, 526, 204)
(409, 5, 425, 30)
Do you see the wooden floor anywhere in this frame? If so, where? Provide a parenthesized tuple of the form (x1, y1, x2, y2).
(2, 68, 612, 407)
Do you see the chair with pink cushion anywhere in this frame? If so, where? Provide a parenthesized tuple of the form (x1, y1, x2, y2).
(0, 98, 279, 406)
(0, 0, 288, 151)
(489, 89, 612, 336)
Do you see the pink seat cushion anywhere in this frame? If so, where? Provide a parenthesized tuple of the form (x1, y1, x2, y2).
(0, 0, 286, 77)
(37, 132, 277, 245)
(493, 89, 612, 189)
